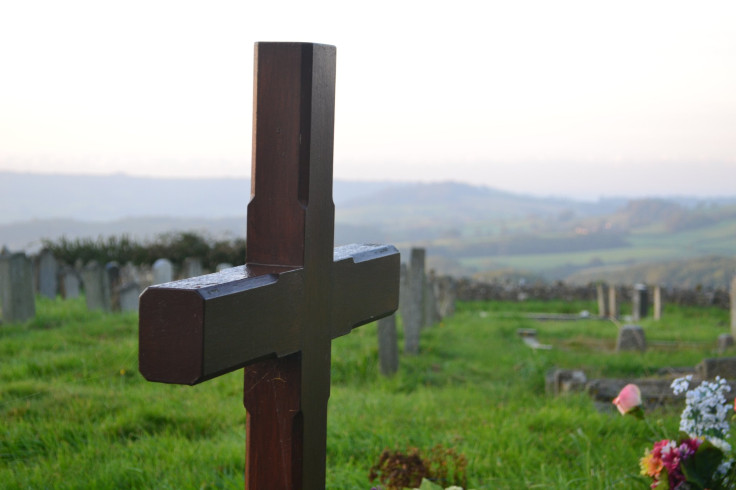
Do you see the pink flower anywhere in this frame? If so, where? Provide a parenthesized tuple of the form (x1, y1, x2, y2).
(613, 384, 642, 415)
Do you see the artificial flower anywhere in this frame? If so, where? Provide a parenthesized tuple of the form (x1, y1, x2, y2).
(613, 383, 642, 416)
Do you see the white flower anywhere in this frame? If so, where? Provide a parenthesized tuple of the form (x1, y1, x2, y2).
(674, 376, 732, 442)
(671, 375, 692, 395)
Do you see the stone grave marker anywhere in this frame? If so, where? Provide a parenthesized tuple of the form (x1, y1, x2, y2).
(404, 247, 426, 354)
(139, 43, 399, 489)
(377, 314, 399, 376)
(632, 283, 648, 321)
(82, 261, 111, 312)
(119, 282, 141, 312)
(152, 258, 173, 285)
(596, 283, 607, 317)
(697, 357, 736, 380)
(182, 257, 203, 279)
(717, 334, 734, 354)
(616, 324, 646, 352)
(37, 249, 58, 299)
(436, 275, 456, 318)
(398, 261, 408, 317)
(106, 261, 122, 311)
(0, 252, 36, 323)
(653, 284, 662, 321)
(424, 269, 440, 326)
(608, 286, 619, 319)
(59, 266, 81, 299)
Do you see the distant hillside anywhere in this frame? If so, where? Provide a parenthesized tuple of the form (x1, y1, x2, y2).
(0, 171, 396, 224)
(2, 171, 735, 287)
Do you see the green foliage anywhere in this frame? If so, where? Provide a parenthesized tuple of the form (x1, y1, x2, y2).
(1, 297, 732, 488)
(41, 231, 246, 270)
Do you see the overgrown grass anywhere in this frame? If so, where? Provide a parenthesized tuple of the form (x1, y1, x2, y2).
(1, 297, 732, 488)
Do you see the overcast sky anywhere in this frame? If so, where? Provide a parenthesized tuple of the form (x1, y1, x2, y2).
(1, 0, 735, 199)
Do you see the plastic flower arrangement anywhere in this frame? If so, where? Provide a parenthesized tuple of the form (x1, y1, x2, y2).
(614, 376, 735, 489)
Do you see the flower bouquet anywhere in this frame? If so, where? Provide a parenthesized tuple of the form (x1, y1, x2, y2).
(614, 376, 735, 489)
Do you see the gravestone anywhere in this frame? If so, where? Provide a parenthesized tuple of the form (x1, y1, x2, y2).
(632, 283, 648, 321)
(616, 324, 646, 352)
(608, 286, 619, 319)
(424, 270, 440, 326)
(596, 283, 607, 317)
(59, 266, 81, 299)
(717, 334, 734, 354)
(377, 314, 399, 376)
(731, 275, 736, 337)
(653, 285, 662, 320)
(120, 262, 141, 285)
(697, 357, 736, 380)
(404, 248, 426, 354)
(545, 368, 587, 395)
(119, 282, 140, 312)
(152, 258, 173, 285)
(37, 249, 58, 299)
(398, 262, 408, 317)
(0, 252, 36, 323)
(106, 262, 122, 311)
(82, 261, 111, 312)
(436, 275, 456, 318)
(139, 43, 399, 489)
(182, 257, 203, 279)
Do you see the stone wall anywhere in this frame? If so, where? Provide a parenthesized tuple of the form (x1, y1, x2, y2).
(453, 278, 731, 309)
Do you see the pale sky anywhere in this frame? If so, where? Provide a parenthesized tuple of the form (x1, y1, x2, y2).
(1, 0, 735, 199)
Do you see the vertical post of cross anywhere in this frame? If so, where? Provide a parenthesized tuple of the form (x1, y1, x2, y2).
(243, 42, 336, 489)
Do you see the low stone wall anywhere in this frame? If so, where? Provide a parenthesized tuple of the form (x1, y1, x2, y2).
(454, 278, 731, 309)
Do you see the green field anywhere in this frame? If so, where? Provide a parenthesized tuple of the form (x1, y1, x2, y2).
(1, 297, 733, 489)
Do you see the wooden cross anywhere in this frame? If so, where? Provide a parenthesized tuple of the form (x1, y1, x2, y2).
(138, 42, 400, 489)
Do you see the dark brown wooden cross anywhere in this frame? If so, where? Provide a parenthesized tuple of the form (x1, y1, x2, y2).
(138, 42, 400, 489)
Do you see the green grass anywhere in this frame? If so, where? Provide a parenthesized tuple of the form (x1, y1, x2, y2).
(1, 297, 733, 488)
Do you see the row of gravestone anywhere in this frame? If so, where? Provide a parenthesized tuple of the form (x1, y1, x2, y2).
(376, 247, 457, 376)
(0, 248, 235, 324)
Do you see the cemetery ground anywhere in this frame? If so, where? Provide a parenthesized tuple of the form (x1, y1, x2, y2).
(1, 297, 732, 489)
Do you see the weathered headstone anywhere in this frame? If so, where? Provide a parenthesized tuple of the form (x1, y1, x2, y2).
(404, 248, 425, 354)
(0, 252, 36, 323)
(139, 43, 399, 489)
(697, 357, 736, 380)
(653, 284, 662, 321)
(616, 324, 646, 352)
(731, 275, 736, 337)
(632, 283, 648, 321)
(59, 266, 81, 299)
(37, 249, 58, 299)
(717, 334, 734, 354)
(545, 368, 587, 395)
(377, 314, 399, 376)
(398, 262, 408, 317)
(82, 261, 111, 312)
(152, 258, 173, 285)
(608, 286, 619, 319)
(436, 275, 456, 318)
(424, 270, 440, 327)
(106, 261, 122, 311)
(596, 283, 607, 317)
(120, 262, 141, 285)
(119, 282, 141, 313)
(182, 257, 203, 279)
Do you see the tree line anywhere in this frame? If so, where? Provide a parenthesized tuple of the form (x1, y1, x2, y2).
(42, 232, 246, 271)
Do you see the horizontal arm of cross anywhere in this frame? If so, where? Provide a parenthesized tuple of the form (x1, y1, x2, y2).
(139, 243, 399, 385)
